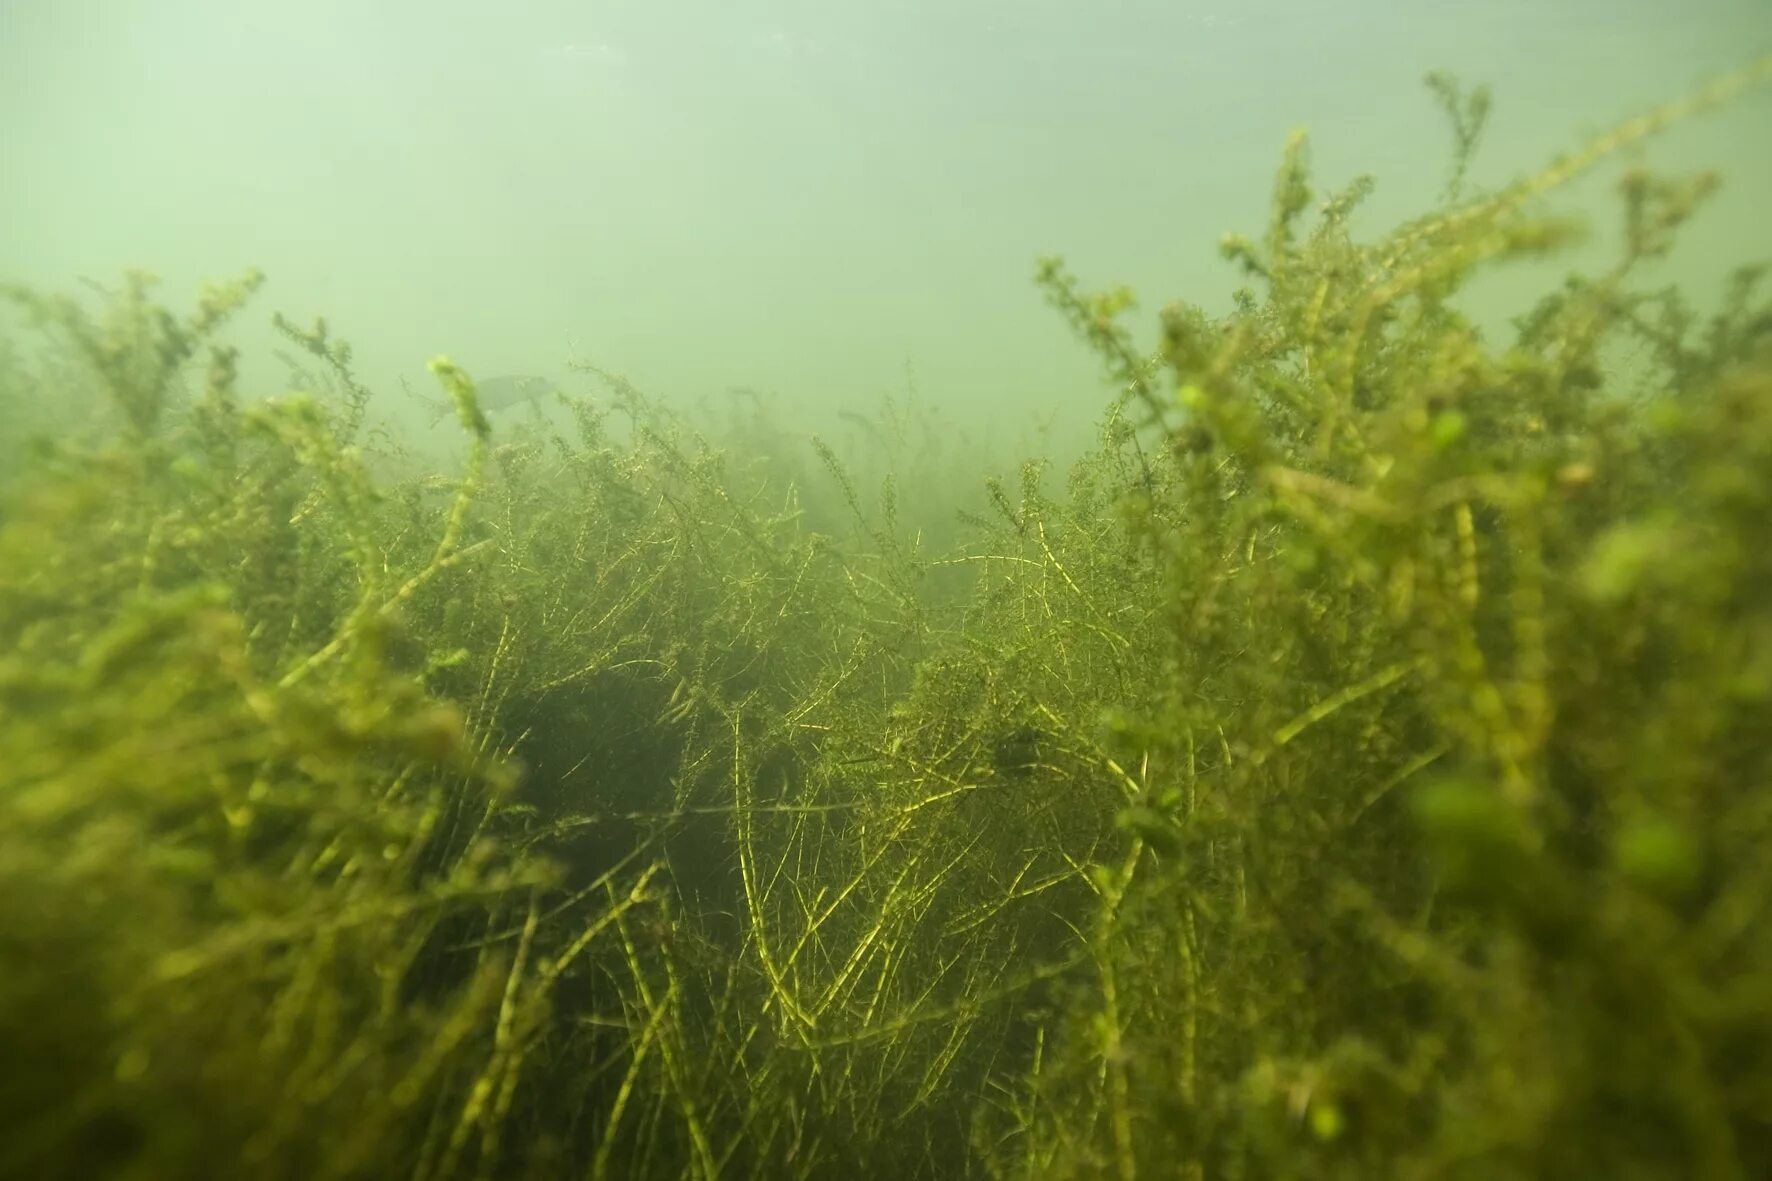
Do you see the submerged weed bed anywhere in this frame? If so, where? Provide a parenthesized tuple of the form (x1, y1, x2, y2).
(4, 62, 1771, 1180)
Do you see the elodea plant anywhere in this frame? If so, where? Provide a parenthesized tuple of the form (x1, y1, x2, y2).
(1, 54, 1768, 1181)
(1012, 56, 1772, 1181)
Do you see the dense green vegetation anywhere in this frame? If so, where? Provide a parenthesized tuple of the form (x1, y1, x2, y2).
(3, 59, 1770, 1180)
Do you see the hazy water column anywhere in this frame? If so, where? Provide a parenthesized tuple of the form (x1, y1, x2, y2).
(0, 0, 1766, 445)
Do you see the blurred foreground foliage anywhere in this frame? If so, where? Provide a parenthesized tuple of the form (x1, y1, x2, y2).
(3, 59, 1771, 1181)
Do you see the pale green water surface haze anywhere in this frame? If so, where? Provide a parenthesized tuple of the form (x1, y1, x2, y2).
(2, 0, 1767, 444)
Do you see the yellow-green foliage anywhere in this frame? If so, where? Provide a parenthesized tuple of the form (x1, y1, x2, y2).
(0, 292, 546, 1180)
(1017, 55, 1772, 1181)
(2, 56, 1770, 1181)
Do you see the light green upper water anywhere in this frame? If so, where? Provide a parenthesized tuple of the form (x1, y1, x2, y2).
(3, 0, 1767, 449)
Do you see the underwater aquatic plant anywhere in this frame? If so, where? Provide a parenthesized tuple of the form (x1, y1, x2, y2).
(1015, 53, 1772, 1181)
(2, 53, 1770, 1181)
